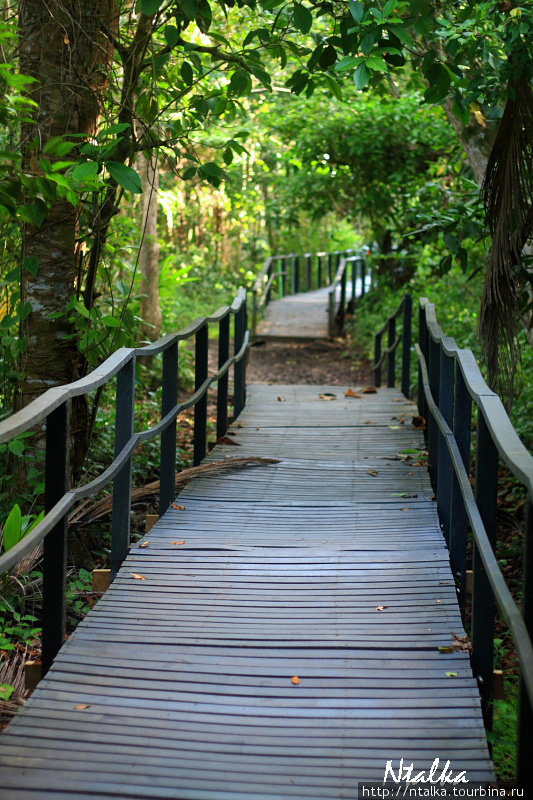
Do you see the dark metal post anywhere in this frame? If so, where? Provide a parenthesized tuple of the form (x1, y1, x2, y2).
(294, 255, 300, 294)
(306, 254, 312, 290)
(317, 255, 322, 287)
(327, 253, 333, 284)
(281, 257, 287, 297)
(387, 317, 396, 388)
(339, 263, 347, 335)
(217, 314, 230, 441)
(418, 303, 428, 430)
(266, 260, 273, 305)
(234, 302, 245, 419)
(352, 258, 357, 302)
(374, 334, 382, 388)
(517, 495, 533, 791)
(42, 400, 70, 676)
(427, 335, 440, 487)
(361, 259, 366, 296)
(450, 363, 472, 617)
(160, 341, 178, 514)
(111, 356, 135, 579)
(194, 323, 208, 466)
(401, 294, 412, 398)
(472, 409, 498, 735)
(437, 349, 454, 546)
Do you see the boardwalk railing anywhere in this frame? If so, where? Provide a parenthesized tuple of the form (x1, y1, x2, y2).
(0, 289, 249, 676)
(373, 293, 413, 398)
(376, 293, 533, 788)
(251, 249, 369, 338)
(328, 255, 369, 338)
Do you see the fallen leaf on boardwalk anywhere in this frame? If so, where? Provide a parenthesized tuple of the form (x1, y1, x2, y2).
(366, 469, 379, 477)
(277, 396, 286, 402)
(388, 425, 403, 430)
(451, 632, 472, 653)
(438, 646, 454, 653)
(446, 672, 459, 678)
(436, 599, 441, 603)
(376, 606, 388, 611)
(139, 542, 150, 548)
(319, 393, 337, 400)
(256, 427, 260, 430)
(364, 421, 374, 424)
(74, 704, 90, 710)
(393, 398, 401, 402)
(345, 389, 362, 398)
(291, 676, 300, 685)
(131, 573, 147, 580)
(411, 415, 426, 430)
(218, 436, 241, 446)
(361, 386, 377, 394)
(171, 503, 185, 510)
(401, 508, 410, 511)
(172, 541, 186, 545)
(391, 492, 417, 498)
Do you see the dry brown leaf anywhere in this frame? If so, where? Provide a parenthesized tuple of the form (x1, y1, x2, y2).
(345, 389, 362, 398)
(411, 415, 426, 430)
(277, 396, 286, 402)
(171, 503, 185, 510)
(376, 606, 388, 611)
(74, 704, 90, 710)
(139, 542, 150, 548)
(401, 508, 410, 511)
(319, 393, 337, 401)
(393, 398, 401, 402)
(291, 676, 300, 685)
(218, 436, 241, 446)
(172, 541, 186, 545)
(361, 386, 377, 394)
(131, 573, 147, 580)
(436, 599, 441, 603)
(366, 468, 378, 477)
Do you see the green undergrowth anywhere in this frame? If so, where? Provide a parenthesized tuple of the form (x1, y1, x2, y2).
(489, 679, 519, 785)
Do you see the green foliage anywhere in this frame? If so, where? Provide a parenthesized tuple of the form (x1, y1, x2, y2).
(0, 592, 41, 652)
(489, 680, 519, 784)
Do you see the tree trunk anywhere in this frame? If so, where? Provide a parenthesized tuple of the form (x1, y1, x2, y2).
(19, 0, 117, 401)
(18, 1, 117, 474)
(443, 100, 498, 186)
(138, 151, 162, 342)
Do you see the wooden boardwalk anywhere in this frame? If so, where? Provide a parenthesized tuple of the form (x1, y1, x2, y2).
(256, 287, 344, 340)
(0, 384, 494, 797)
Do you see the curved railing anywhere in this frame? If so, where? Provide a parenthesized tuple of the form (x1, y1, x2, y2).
(251, 249, 369, 338)
(375, 294, 533, 788)
(372, 294, 413, 397)
(0, 289, 249, 674)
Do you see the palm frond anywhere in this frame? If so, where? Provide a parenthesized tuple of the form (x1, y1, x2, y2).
(480, 76, 533, 404)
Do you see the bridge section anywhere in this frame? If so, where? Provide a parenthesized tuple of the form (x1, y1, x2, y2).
(0, 383, 493, 798)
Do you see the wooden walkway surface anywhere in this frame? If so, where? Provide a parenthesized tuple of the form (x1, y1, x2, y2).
(0, 384, 494, 797)
(256, 286, 349, 340)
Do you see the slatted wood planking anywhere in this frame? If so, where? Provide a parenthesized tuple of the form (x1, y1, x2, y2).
(0, 384, 494, 797)
(256, 287, 335, 340)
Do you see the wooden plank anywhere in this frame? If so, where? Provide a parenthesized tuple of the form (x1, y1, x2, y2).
(0, 383, 494, 796)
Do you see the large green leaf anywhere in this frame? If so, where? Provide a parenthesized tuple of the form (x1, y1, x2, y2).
(107, 162, 143, 193)
(349, 0, 363, 23)
(3, 504, 22, 552)
(72, 162, 99, 182)
(140, 0, 163, 15)
(165, 25, 180, 49)
(293, 4, 313, 34)
(354, 62, 371, 90)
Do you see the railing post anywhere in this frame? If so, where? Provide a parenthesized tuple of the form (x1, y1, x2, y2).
(294, 255, 300, 294)
(352, 258, 357, 302)
(306, 254, 312, 290)
(266, 261, 273, 305)
(401, 293, 412, 398)
(111, 356, 135, 580)
(437, 346, 454, 546)
(217, 314, 230, 441)
(194, 323, 208, 466)
(374, 333, 382, 388)
(160, 341, 178, 514)
(517, 495, 533, 792)
(418, 302, 428, 432)
(427, 334, 440, 487)
(387, 316, 396, 388)
(42, 399, 70, 676)
(361, 258, 366, 297)
(234, 301, 245, 418)
(450, 362, 472, 618)
(317, 254, 322, 287)
(281, 257, 287, 297)
(339, 262, 347, 334)
(252, 288, 258, 338)
(472, 408, 498, 735)
(327, 253, 333, 284)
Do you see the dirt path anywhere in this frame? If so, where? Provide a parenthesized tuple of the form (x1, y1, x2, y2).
(246, 337, 372, 386)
